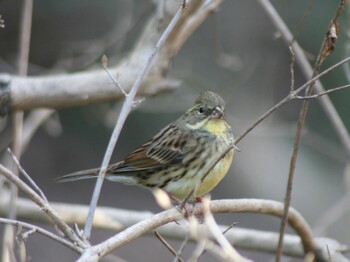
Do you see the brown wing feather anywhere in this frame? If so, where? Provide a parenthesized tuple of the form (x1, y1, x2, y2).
(108, 124, 189, 174)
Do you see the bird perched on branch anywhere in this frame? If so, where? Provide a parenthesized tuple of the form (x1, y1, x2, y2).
(56, 91, 235, 202)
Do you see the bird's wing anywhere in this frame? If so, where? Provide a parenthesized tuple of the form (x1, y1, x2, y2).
(108, 124, 190, 174)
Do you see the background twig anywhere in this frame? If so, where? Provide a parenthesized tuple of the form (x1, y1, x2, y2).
(83, 2, 188, 240)
(257, 0, 350, 156)
(2, 1, 33, 261)
(274, 1, 345, 261)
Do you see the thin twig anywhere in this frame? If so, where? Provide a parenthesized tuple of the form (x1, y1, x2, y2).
(222, 223, 237, 235)
(295, 84, 350, 99)
(289, 46, 295, 91)
(257, 0, 350, 156)
(290, 0, 316, 43)
(3, 1, 33, 261)
(101, 55, 127, 96)
(275, 1, 345, 261)
(83, 1, 188, 240)
(0, 217, 82, 253)
(155, 231, 184, 262)
(0, 164, 88, 249)
(7, 148, 48, 203)
(235, 55, 350, 144)
(174, 234, 189, 262)
(236, 54, 350, 143)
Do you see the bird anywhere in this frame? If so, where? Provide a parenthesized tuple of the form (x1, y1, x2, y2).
(56, 91, 235, 202)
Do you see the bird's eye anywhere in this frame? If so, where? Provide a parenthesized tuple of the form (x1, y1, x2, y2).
(198, 107, 205, 114)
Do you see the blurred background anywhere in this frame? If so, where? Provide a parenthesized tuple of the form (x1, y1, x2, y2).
(0, 0, 349, 261)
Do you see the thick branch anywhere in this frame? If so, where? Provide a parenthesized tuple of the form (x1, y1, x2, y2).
(0, 0, 223, 114)
(0, 195, 347, 260)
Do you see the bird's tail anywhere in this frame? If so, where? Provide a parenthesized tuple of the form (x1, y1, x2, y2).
(56, 168, 100, 183)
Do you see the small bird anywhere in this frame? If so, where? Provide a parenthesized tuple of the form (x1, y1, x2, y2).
(57, 91, 235, 201)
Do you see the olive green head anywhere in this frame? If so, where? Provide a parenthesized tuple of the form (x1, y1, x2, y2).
(180, 91, 227, 127)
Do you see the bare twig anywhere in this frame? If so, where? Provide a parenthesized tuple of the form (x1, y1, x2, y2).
(7, 148, 48, 202)
(0, 1, 224, 113)
(290, 0, 315, 42)
(257, 0, 350, 157)
(101, 55, 127, 96)
(295, 84, 350, 99)
(275, 1, 345, 261)
(0, 164, 88, 249)
(2, 1, 33, 261)
(16, 226, 29, 262)
(155, 231, 184, 262)
(289, 46, 295, 91)
(222, 223, 237, 235)
(83, 1, 188, 240)
(0, 217, 82, 252)
(174, 234, 189, 262)
(235, 55, 350, 144)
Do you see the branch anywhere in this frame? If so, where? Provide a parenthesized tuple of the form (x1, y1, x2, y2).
(295, 84, 350, 99)
(0, 0, 223, 115)
(78, 199, 317, 261)
(0, 217, 82, 253)
(257, 0, 350, 157)
(7, 149, 48, 202)
(83, 0, 188, 240)
(273, 1, 345, 261)
(0, 164, 88, 249)
(0, 195, 347, 261)
(200, 197, 252, 261)
(2, 0, 33, 261)
(235, 55, 350, 144)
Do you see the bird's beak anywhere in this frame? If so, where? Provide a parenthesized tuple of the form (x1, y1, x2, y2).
(212, 106, 224, 119)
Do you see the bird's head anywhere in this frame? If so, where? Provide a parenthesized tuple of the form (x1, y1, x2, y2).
(180, 91, 227, 131)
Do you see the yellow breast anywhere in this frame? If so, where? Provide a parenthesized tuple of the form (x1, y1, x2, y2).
(203, 118, 229, 137)
(195, 148, 234, 197)
(165, 118, 234, 200)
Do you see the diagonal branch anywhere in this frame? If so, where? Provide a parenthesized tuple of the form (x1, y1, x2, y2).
(0, 217, 83, 253)
(235, 55, 350, 144)
(83, 1, 189, 240)
(267, 1, 345, 261)
(257, 0, 350, 157)
(0, 164, 88, 249)
(0, 0, 224, 115)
